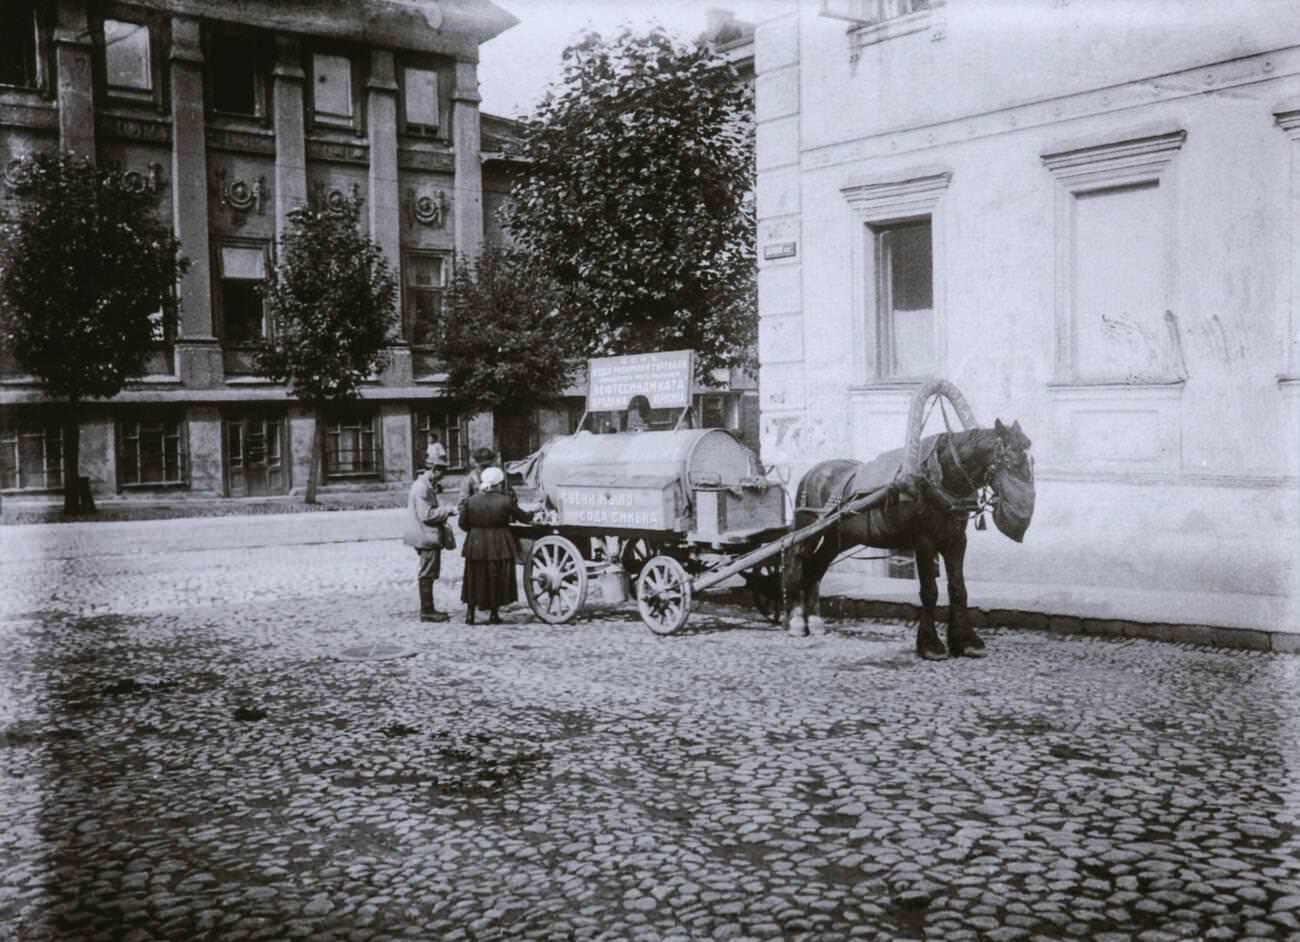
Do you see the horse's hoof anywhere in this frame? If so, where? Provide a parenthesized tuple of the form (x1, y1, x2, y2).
(786, 621, 809, 638)
(807, 615, 827, 636)
(954, 645, 987, 659)
(918, 645, 949, 661)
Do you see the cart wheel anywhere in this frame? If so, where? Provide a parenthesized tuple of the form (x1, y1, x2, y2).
(637, 555, 692, 635)
(525, 535, 588, 624)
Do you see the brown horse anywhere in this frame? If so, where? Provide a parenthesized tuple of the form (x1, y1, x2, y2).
(782, 420, 1034, 659)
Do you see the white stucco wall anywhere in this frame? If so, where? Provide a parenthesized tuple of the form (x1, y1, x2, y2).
(755, 0, 1300, 622)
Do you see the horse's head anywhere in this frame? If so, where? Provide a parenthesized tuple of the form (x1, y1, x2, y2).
(990, 419, 1034, 542)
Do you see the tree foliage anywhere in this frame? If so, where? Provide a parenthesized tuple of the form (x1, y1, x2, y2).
(256, 193, 398, 403)
(0, 152, 187, 401)
(436, 245, 580, 412)
(506, 27, 756, 381)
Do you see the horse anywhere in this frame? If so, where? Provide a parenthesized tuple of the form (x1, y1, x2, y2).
(781, 419, 1034, 660)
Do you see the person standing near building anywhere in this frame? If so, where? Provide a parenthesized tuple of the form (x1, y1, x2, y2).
(426, 433, 448, 481)
(402, 445, 453, 622)
(457, 446, 512, 514)
(458, 467, 530, 624)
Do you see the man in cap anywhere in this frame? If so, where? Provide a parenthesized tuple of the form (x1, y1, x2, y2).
(457, 446, 513, 516)
(401, 443, 453, 622)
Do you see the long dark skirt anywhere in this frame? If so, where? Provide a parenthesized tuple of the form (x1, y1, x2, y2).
(461, 558, 518, 610)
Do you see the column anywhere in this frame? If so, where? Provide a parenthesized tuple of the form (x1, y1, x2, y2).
(451, 59, 483, 257)
(273, 36, 307, 239)
(367, 50, 401, 276)
(54, 0, 95, 157)
(170, 15, 221, 386)
(368, 50, 412, 385)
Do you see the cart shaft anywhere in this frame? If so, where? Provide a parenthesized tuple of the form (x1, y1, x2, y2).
(690, 482, 897, 594)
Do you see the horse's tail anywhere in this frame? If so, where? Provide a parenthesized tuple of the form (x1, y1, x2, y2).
(904, 378, 980, 474)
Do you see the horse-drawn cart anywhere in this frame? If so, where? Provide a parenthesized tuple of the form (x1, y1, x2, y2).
(508, 352, 963, 634)
(510, 424, 790, 633)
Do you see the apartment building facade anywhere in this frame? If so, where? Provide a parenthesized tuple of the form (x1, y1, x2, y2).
(0, 0, 517, 500)
(753, 0, 1300, 625)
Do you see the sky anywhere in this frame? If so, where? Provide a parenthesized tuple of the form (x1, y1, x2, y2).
(477, 0, 772, 118)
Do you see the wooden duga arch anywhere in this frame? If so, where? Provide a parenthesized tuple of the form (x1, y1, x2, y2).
(783, 379, 1034, 659)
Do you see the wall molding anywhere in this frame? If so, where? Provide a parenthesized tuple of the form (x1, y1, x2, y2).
(803, 45, 1300, 170)
(841, 169, 951, 386)
(1042, 129, 1185, 384)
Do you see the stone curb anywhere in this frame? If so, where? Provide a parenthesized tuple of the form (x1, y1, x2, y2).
(707, 588, 1299, 655)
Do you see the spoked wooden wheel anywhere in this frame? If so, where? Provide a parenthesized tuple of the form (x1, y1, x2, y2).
(636, 555, 692, 635)
(524, 535, 588, 624)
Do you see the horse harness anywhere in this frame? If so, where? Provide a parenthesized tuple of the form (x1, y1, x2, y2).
(798, 432, 1010, 537)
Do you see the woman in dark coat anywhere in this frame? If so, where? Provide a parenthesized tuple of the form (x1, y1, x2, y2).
(458, 467, 531, 624)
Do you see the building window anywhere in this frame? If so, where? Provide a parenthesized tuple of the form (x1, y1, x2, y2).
(876, 219, 934, 378)
(216, 243, 269, 344)
(310, 51, 357, 128)
(0, 413, 63, 492)
(405, 252, 446, 347)
(1042, 128, 1186, 384)
(103, 19, 152, 94)
(414, 411, 468, 472)
(117, 412, 187, 487)
(0, 3, 42, 90)
(841, 170, 949, 385)
(325, 411, 381, 478)
(697, 393, 735, 430)
(207, 27, 268, 118)
(402, 66, 439, 136)
(822, 0, 945, 49)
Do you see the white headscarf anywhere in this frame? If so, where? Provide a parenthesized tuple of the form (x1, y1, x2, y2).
(479, 467, 505, 490)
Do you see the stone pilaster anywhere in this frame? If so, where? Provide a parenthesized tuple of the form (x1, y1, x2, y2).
(368, 50, 412, 384)
(54, 0, 95, 157)
(753, 4, 807, 468)
(367, 50, 401, 274)
(272, 36, 307, 240)
(451, 59, 483, 256)
(169, 15, 222, 385)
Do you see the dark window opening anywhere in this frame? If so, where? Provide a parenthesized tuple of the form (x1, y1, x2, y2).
(1, 413, 63, 491)
(217, 244, 268, 344)
(405, 253, 445, 347)
(414, 411, 468, 472)
(118, 413, 187, 487)
(207, 28, 268, 118)
(1, 4, 41, 89)
(325, 412, 381, 478)
(876, 218, 935, 378)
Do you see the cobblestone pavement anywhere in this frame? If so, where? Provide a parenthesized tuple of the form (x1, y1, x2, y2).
(2, 514, 1299, 941)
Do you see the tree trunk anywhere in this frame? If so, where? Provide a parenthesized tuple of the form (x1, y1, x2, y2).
(305, 404, 322, 504)
(62, 400, 81, 515)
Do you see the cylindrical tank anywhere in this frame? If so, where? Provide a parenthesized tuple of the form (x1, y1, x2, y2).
(536, 429, 762, 498)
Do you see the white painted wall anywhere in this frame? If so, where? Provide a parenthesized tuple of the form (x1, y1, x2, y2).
(755, 0, 1300, 624)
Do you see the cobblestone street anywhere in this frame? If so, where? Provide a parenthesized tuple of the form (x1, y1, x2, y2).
(2, 512, 1299, 941)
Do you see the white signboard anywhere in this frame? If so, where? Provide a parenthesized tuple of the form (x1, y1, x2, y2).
(587, 350, 694, 412)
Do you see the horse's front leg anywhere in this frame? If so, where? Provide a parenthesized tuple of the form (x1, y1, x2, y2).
(803, 536, 838, 636)
(914, 538, 947, 660)
(941, 527, 985, 658)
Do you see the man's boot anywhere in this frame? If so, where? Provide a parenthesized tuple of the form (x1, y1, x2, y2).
(419, 579, 448, 623)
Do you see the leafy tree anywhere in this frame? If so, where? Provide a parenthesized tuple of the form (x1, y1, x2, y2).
(0, 152, 187, 514)
(506, 26, 756, 382)
(436, 245, 580, 417)
(257, 193, 397, 503)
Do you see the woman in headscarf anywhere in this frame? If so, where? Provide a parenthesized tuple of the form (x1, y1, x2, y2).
(458, 466, 531, 624)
